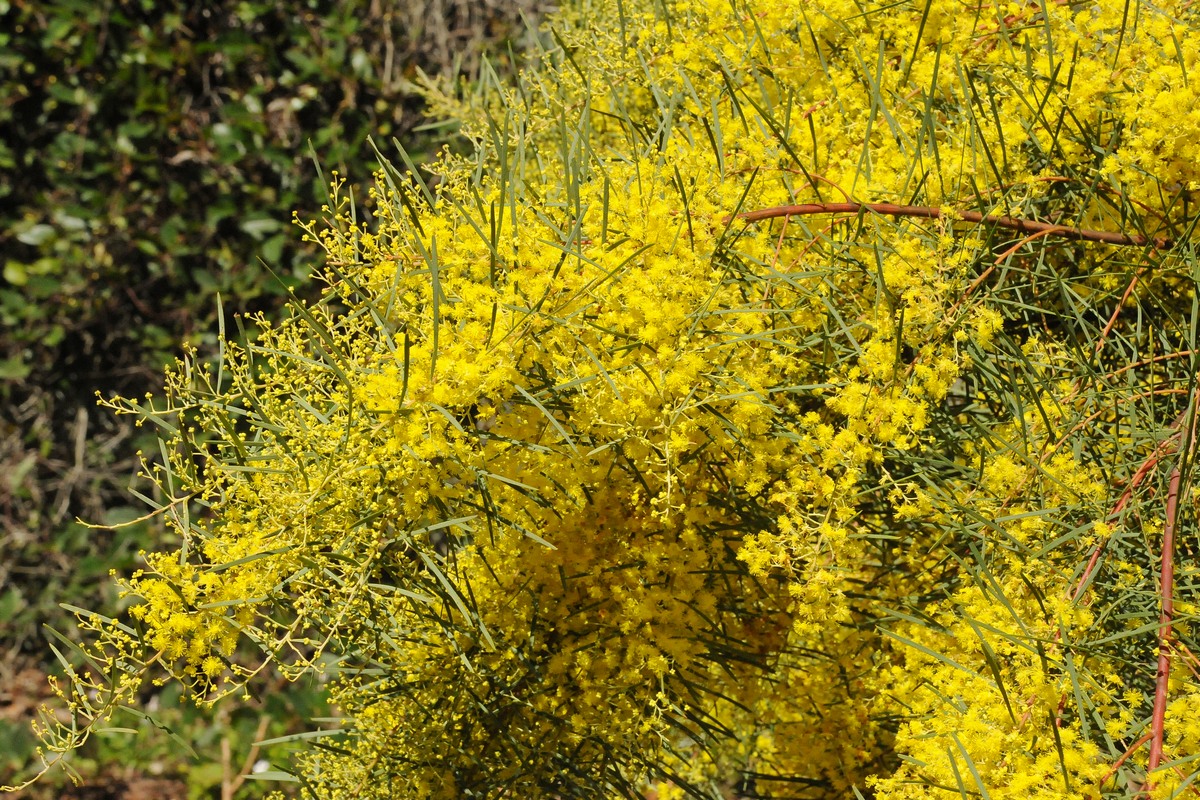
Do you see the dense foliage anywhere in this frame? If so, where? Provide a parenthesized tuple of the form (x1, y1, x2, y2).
(17, 0, 1200, 797)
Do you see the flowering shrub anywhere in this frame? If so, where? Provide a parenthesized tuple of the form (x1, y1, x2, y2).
(14, 0, 1200, 797)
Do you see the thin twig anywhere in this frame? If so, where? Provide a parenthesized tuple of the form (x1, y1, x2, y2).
(1148, 463, 1181, 773)
(960, 175, 1168, 222)
(1101, 732, 1153, 788)
(1070, 423, 1182, 605)
(1093, 272, 1142, 359)
(1147, 386, 1200, 784)
(222, 714, 273, 800)
(1046, 390, 1187, 472)
(736, 202, 1173, 248)
(945, 226, 1073, 321)
(1107, 349, 1200, 381)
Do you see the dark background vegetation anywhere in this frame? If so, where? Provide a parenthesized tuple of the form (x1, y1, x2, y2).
(0, 1, 540, 795)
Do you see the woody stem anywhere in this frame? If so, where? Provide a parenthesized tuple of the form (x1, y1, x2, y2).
(738, 202, 1171, 248)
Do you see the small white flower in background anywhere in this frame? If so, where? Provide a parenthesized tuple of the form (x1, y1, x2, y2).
(253, 760, 271, 774)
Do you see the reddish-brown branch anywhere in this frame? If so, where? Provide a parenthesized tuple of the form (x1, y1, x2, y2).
(1094, 273, 1142, 358)
(960, 175, 1168, 223)
(946, 226, 1074, 320)
(1173, 641, 1200, 684)
(1149, 462, 1183, 772)
(1102, 732, 1153, 787)
(737, 202, 1173, 248)
(1046, 389, 1188, 473)
(1107, 349, 1200, 381)
(1071, 431, 1179, 605)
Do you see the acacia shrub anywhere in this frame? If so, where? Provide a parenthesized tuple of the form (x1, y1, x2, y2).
(18, 0, 1200, 798)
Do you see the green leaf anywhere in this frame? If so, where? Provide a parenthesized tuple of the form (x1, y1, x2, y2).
(16, 224, 54, 246)
(0, 356, 33, 380)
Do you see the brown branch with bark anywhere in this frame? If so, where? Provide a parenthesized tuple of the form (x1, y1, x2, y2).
(736, 202, 1173, 249)
(1147, 395, 1198, 787)
(1148, 463, 1181, 774)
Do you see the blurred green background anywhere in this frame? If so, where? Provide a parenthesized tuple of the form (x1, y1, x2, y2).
(0, 1, 539, 795)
